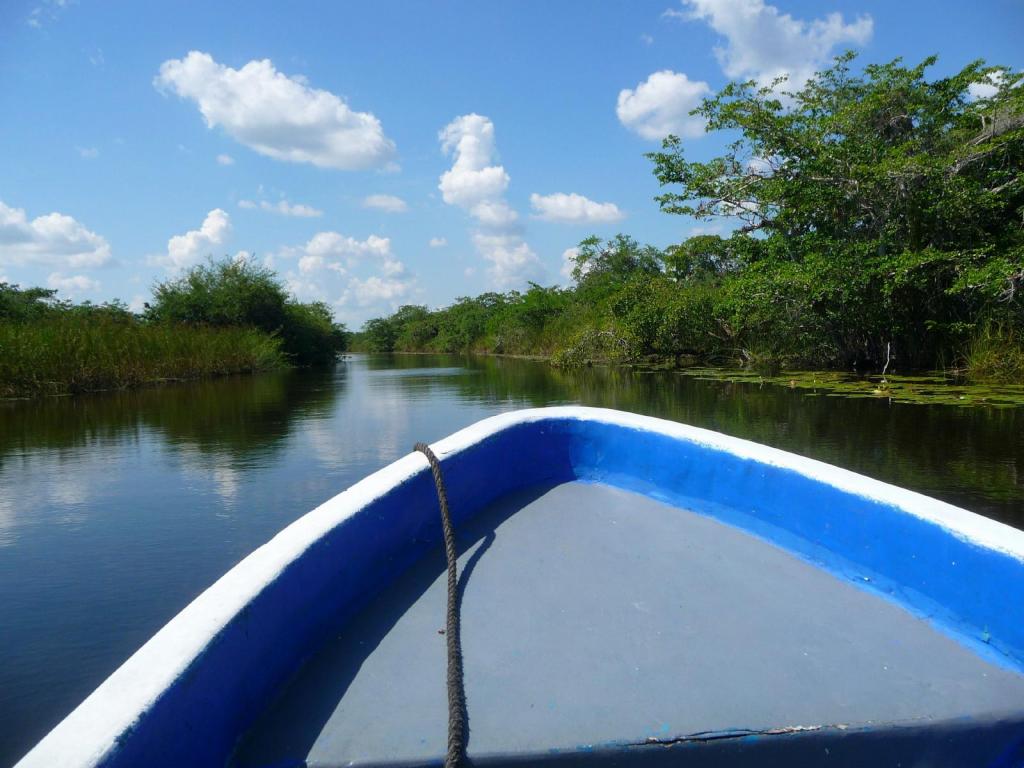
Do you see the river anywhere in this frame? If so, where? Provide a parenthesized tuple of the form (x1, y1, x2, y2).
(2, 353, 1023, 764)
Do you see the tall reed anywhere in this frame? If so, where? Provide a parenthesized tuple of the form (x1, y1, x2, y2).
(964, 324, 1024, 383)
(0, 316, 285, 397)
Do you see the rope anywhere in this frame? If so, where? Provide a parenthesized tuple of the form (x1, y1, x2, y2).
(414, 442, 467, 768)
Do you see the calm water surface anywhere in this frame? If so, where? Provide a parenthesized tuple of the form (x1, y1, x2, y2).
(2, 353, 1024, 764)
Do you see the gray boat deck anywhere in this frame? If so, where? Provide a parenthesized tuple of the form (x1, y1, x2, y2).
(232, 482, 1024, 767)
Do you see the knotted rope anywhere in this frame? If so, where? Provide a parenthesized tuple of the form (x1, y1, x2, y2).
(414, 442, 467, 768)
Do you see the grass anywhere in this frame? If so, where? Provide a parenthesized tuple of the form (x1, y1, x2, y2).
(964, 324, 1024, 384)
(0, 316, 286, 398)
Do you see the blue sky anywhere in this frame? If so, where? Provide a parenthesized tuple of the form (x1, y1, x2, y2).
(1, 0, 1021, 327)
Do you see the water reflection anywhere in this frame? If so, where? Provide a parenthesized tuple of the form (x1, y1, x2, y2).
(2, 354, 1023, 765)
(437, 355, 1024, 526)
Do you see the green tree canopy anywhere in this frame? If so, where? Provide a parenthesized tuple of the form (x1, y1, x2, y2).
(147, 258, 346, 365)
(647, 54, 1024, 367)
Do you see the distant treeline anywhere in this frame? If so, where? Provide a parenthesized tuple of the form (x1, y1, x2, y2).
(0, 259, 347, 398)
(353, 54, 1024, 381)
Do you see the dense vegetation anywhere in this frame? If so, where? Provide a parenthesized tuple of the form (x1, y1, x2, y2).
(0, 259, 347, 398)
(354, 55, 1024, 380)
(145, 259, 346, 366)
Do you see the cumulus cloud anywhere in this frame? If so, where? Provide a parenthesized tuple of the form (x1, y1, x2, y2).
(279, 230, 414, 314)
(216, 153, 234, 165)
(342, 275, 412, 306)
(300, 231, 392, 263)
(239, 199, 322, 217)
(155, 51, 396, 170)
(438, 114, 543, 288)
(675, 0, 873, 89)
(530, 192, 624, 224)
(362, 194, 408, 213)
(0, 201, 111, 268)
(47, 272, 100, 296)
(471, 233, 544, 288)
(429, 237, 447, 248)
(968, 72, 1007, 101)
(439, 114, 511, 212)
(617, 70, 710, 140)
(560, 247, 580, 281)
(160, 208, 230, 271)
(77, 146, 99, 159)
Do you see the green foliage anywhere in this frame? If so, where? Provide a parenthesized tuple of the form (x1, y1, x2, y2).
(645, 53, 1024, 371)
(354, 54, 1024, 380)
(279, 301, 347, 366)
(965, 323, 1024, 382)
(0, 282, 134, 324)
(1, 260, 353, 398)
(147, 258, 347, 365)
(361, 316, 400, 352)
(0, 282, 59, 321)
(0, 315, 284, 398)
(663, 236, 738, 283)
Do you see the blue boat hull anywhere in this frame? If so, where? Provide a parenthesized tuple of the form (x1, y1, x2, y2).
(17, 407, 1024, 767)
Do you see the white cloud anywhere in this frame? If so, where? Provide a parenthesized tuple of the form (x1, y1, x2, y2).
(239, 199, 322, 217)
(27, 0, 74, 28)
(155, 51, 396, 170)
(270, 200, 320, 217)
(216, 153, 235, 165)
(298, 254, 326, 275)
(0, 201, 112, 268)
(677, 0, 873, 89)
(280, 229, 416, 321)
(128, 294, 147, 313)
(438, 114, 511, 210)
(342, 275, 412, 306)
(429, 237, 447, 248)
(47, 272, 100, 296)
(968, 72, 1006, 101)
(470, 200, 519, 228)
(283, 230, 403, 282)
(530, 192, 624, 224)
(617, 70, 710, 140)
(284, 275, 327, 302)
(969, 81, 999, 100)
(160, 208, 230, 271)
(640, 33, 655, 45)
(77, 146, 99, 159)
(560, 247, 580, 281)
(362, 194, 408, 213)
(303, 231, 391, 262)
(438, 114, 543, 287)
(471, 233, 544, 289)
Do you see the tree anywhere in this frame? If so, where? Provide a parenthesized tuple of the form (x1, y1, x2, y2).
(647, 54, 1024, 367)
(361, 317, 398, 352)
(571, 234, 664, 283)
(148, 258, 346, 365)
(0, 283, 58, 321)
(663, 235, 738, 283)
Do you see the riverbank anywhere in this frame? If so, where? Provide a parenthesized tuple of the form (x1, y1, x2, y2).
(354, 57, 1024, 385)
(1, 259, 349, 399)
(0, 316, 286, 399)
(366, 349, 1024, 408)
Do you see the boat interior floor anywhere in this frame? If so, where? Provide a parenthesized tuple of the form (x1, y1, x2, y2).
(232, 481, 1024, 767)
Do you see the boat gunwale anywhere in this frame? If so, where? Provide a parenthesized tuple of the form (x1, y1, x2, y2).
(15, 406, 1024, 768)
